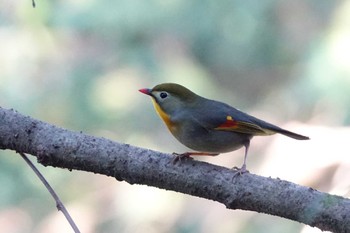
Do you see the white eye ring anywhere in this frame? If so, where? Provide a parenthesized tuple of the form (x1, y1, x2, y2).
(160, 92, 168, 99)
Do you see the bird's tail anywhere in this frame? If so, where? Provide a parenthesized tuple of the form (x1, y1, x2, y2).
(272, 127, 309, 140)
(252, 118, 310, 140)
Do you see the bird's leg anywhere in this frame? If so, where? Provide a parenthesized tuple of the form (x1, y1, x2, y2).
(232, 140, 250, 176)
(172, 152, 219, 164)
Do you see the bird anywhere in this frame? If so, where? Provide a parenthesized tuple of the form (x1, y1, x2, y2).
(139, 83, 309, 173)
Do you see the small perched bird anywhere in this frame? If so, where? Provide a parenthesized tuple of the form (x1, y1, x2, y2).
(139, 83, 309, 173)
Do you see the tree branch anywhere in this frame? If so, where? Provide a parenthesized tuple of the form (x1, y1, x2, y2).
(0, 107, 349, 232)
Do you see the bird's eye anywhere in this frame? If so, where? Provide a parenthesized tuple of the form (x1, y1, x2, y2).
(160, 92, 168, 99)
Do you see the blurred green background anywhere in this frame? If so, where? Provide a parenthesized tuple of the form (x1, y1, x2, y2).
(1, 0, 350, 232)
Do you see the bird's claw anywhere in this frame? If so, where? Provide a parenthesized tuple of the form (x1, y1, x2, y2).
(231, 165, 249, 178)
(172, 152, 193, 164)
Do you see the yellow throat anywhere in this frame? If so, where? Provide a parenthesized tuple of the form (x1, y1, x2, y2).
(151, 99, 176, 132)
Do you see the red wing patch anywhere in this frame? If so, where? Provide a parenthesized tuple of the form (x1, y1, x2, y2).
(215, 116, 238, 129)
(215, 115, 272, 135)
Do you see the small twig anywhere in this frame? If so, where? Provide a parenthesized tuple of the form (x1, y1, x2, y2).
(19, 152, 81, 233)
(32, 0, 36, 8)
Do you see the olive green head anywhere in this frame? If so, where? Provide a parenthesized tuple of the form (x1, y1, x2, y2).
(139, 83, 199, 114)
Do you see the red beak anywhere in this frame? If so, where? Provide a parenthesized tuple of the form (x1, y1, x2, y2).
(139, 88, 152, 95)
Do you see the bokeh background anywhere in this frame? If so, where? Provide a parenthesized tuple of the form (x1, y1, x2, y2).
(1, 0, 350, 232)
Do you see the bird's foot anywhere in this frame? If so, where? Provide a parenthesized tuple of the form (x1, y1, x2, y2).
(231, 164, 249, 178)
(172, 152, 194, 164)
(172, 152, 219, 164)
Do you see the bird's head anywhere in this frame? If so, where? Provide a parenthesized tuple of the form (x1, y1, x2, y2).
(139, 83, 198, 115)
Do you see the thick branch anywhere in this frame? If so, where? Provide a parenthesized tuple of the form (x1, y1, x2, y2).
(0, 107, 349, 232)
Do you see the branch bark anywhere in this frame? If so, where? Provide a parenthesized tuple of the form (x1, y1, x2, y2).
(0, 107, 349, 232)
